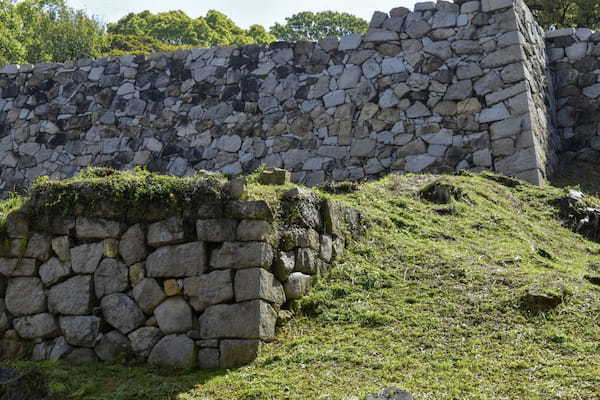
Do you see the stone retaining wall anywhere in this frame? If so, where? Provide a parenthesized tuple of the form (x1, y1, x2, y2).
(0, 0, 561, 195)
(0, 177, 357, 368)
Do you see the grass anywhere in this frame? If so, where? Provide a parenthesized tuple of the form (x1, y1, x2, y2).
(2, 170, 600, 399)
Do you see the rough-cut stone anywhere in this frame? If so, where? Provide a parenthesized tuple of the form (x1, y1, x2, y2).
(235, 268, 286, 305)
(76, 218, 121, 239)
(48, 276, 92, 316)
(6, 277, 46, 316)
(148, 334, 196, 368)
(129, 327, 163, 358)
(219, 340, 261, 368)
(284, 273, 313, 300)
(119, 224, 147, 266)
(59, 316, 101, 347)
(13, 313, 58, 339)
(101, 294, 146, 334)
(39, 257, 71, 286)
(146, 242, 206, 277)
(273, 251, 295, 281)
(210, 242, 273, 269)
(147, 217, 185, 247)
(95, 330, 131, 362)
(184, 270, 233, 312)
(64, 348, 98, 364)
(94, 258, 129, 298)
(199, 300, 277, 340)
(196, 219, 237, 242)
(198, 348, 220, 369)
(70, 243, 103, 274)
(154, 297, 193, 334)
(132, 278, 166, 314)
(25, 233, 51, 261)
(236, 220, 273, 241)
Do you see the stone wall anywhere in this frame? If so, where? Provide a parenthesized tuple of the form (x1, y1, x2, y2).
(0, 0, 559, 196)
(0, 176, 357, 368)
(547, 28, 600, 164)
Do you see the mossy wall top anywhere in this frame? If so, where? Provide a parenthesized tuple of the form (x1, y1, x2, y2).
(0, 0, 558, 195)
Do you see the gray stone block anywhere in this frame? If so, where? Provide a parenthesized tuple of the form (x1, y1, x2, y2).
(94, 258, 129, 298)
(148, 334, 196, 368)
(235, 268, 285, 305)
(70, 243, 103, 274)
(198, 347, 220, 369)
(219, 339, 261, 368)
(284, 272, 313, 300)
(101, 294, 146, 335)
(95, 330, 131, 362)
(13, 313, 58, 339)
(39, 257, 71, 286)
(129, 327, 163, 358)
(154, 297, 193, 334)
(6, 277, 46, 316)
(184, 270, 233, 312)
(199, 300, 277, 340)
(119, 224, 147, 265)
(236, 220, 273, 241)
(196, 219, 237, 242)
(76, 217, 121, 239)
(147, 217, 185, 247)
(146, 242, 206, 277)
(59, 316, 101, 347)
(48, 275, 93, 315)
(210, 242, 273, 269)
(133, 278, 166, 314)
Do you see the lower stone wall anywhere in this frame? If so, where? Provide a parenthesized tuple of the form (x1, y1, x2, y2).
(0, 175, 357, 368)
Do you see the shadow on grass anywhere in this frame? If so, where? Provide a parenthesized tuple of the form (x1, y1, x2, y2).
(551, 160, 600, 197)
(1, 361, 232, 400)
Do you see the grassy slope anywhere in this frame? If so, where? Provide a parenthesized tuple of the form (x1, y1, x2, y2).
(3, 172, 600, 399)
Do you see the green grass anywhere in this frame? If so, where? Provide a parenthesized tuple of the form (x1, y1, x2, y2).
(3, 171, 600, 399)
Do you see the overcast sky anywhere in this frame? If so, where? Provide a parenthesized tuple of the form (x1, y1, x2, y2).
(66, 0, 417, 29)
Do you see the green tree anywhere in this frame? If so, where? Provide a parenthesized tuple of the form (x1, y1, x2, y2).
(526, 0, 600, 29)
(101, 34, 184, 57)
(0, 1, 26, 65)
(14, 0, 105, 63)
(270, 11, 368, 41)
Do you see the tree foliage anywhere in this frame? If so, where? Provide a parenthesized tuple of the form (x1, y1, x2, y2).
(0, 1, 26, 65)
(526, 0, 600, 29)
(270, 11, 368, 41)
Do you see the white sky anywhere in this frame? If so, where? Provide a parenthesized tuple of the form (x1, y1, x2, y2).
(66, 0, 418, 29)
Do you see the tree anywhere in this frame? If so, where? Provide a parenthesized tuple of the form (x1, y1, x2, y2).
(270, 11, 368, 42)
(0, 1, 26, 65)
(525, 0, 600, 29)
(13, 0, 105, 63)
(101, 34, 184, 57)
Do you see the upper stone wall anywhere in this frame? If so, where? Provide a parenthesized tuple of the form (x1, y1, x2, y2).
(0, 0, 555, 194)
(546, 27, 600, 164)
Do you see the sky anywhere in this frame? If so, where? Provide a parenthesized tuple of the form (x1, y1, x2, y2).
(66, 0, 418, 29)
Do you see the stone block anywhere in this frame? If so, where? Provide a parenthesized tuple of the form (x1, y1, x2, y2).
(235, 268, 285, 305)
(129, 327, 163, 358)
(94, 258, 129, 298)
(225, 201, 273, 221)
(133, 278, 166, 314)
(295, 248, 320, 275)
(103, 239, 119, 258)
(146, 242, 206, 278)
(147, 217, 185, 247)
(273, 251, 295, 281)
(13, 313, 58, 339)
(0, 258, 37, 277)
(101, 294, 146, 335)
(70, 243, 103, 274)
(196, 219, 237, 242)
(199, 300, 277, 340)
(76, 217, 121, 239)
(154, 297, 193, 334)
(236, 220, 273, 241)
(164, 279, 182, 296)
(198, 348, 220, 369)
(25, 233, 51, 261)
(284, 273, 313, 300)
(219, 339, 261, 368)
(148, 334, 196, 368)
(6, 277, 46, 316)
(210, 242, 274, 269)
(129, 263, 145, 286)
(95, 331, 131, 362)
(59, 316, 101, 347)
(39, 257, 71, 286)
(48, 275, 93, 315)
(51, 236, 70, 263)
(119, 224, 147, 266)
(184, 270, 233, 312)
(258, 169, 291, 185)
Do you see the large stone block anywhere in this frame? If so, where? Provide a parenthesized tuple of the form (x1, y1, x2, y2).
(147, 217, 185, 247)
(235, 268, 286, 305)
(146, 242, 206, 277)
(59, 316, 101, 347)
(133, 278, 166, 314)
(284, 272, 313, 300)
(70, 243, 103, 274)
(184, 270, 233, 312)
(129, 327, 163, 358)
(0, 258, 37, 277)
(219, 339, 261, 368)
(95, 330, 131, 362)
(24, 233, 51, 261)
(6, 277, 46, 316)
(101, 294, 146, 335)
(148, 334, 196, 368)
(196, 219, 237, 242)
(225, 201, 274, 221)
(236, 220, 273, 241)
(199, 300, 277, 340)
(153, 297, 193, 334)
(119, 224, 147, 265)
(13, 313, 58, 339)
(39, 257, 71, 286)
(210, 242, 274, 269)
(76, 217, 122, 239)
(48, 275, 93, 316)
(94, 258, 129, 298)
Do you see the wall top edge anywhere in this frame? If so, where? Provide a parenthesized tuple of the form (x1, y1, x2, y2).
(0, 0, 524, 75)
